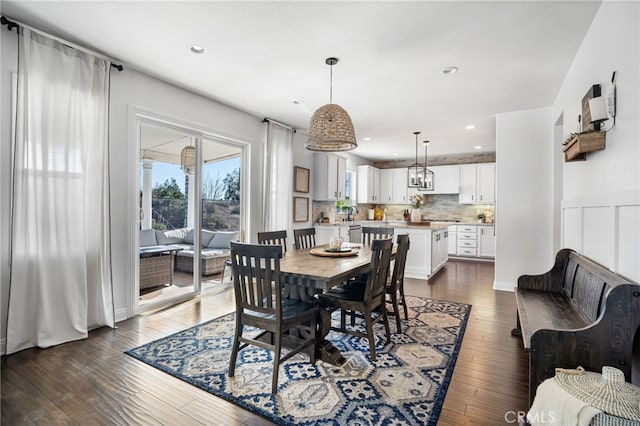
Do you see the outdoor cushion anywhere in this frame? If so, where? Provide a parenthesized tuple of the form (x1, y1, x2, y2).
(184, 229, 216, 247)
(156, 228, 188, 245)
(139, 229, 157, 247)
(208, 231, 239, 249)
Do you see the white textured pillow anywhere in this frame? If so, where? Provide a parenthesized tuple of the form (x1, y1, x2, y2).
(208, 231, 239, 249)
(201, 230, 216, 247)
(139, 229, 157, 247)
(156, 228, 188, 245)
(184, 229, 216, 247)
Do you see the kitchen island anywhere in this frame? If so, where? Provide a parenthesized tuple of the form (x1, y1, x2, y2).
(314, 221, 449, 280)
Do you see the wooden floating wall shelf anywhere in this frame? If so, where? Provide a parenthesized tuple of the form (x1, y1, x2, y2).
(562, 132, 606, 162)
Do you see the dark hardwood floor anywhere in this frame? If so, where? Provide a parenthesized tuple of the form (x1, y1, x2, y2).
(1, 260, 529, 425)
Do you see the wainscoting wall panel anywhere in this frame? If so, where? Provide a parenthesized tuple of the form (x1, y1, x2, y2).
(617, 205, 640, 281)
(562, 189, 640, 283)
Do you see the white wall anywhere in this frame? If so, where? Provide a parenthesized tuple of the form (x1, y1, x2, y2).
(109, 68, 264, 320)
(494, 108, 555, 291)
(0, 28, 268, 341)
(554, 1, 639, 282)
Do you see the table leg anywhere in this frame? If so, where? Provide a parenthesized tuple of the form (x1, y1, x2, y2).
(283, 277, 346, 366)
(316, 307, 346, 366)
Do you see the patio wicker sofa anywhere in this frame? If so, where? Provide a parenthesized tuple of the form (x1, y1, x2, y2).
(140, 227, 239, 276)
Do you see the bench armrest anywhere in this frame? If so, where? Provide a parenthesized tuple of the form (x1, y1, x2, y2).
(517, 248, 573, 292)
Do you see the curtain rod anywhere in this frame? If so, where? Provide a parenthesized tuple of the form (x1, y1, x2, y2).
(262, 117, 296, 133)
(1, 15, 123, 71)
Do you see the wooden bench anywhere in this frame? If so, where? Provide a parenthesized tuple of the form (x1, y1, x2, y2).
(511, 248, 640, 405)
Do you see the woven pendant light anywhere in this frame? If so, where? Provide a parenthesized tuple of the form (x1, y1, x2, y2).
(306, 57, 357, 152)
(180, 145, 196, 174)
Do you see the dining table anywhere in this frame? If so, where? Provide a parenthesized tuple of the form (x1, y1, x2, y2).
(279, 243, 395, 366)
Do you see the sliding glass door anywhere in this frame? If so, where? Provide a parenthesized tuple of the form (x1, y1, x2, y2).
(135, 116, 243, 311)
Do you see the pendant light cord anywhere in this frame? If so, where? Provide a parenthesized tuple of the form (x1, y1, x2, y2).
(329, 63, 333, 104)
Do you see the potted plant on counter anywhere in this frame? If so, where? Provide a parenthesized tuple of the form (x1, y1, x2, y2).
(410, 194, 423, 223)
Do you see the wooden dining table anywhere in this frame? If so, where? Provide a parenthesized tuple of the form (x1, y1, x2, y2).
(279, 243, 394, 366)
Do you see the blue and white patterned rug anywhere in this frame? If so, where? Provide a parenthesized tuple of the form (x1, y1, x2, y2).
(125, 296, 471, 425)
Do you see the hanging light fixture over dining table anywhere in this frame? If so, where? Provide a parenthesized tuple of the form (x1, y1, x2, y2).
(306, 57, 357, 152)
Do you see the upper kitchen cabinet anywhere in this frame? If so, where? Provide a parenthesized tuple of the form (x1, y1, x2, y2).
(391, 168, 409, 204)
(379, 169, 394, 204)
(429, 165, 460, 194)
(357, 165, 380, 203)
(313, 153, 346, 201)
(378, 168, 409, 204)
(459, 163, 495, 204)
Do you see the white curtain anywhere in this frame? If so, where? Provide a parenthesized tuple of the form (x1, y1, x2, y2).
(6, 28, 114, 354)
(262, 121, 293, 235)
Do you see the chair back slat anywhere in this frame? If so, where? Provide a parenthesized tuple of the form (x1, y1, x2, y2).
(293, 227, 316, 250)
(361, 227, 394, 245)
(257, 230, 288, 253)
(390, 234, 410, 291)
(230, 242, 283, 316)
(365, 238, 394, 303)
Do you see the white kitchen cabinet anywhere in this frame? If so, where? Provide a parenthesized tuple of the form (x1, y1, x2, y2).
(457, 225, 478, 256)
(357, 165, 381, 203)
(379, 169, 394, 203)
(447, 225, 457, 255)
(313, 153, 346, 201)
(397, 227, 447, 280)
(478, 225, 496, 257)
(314, 225, 349, 246)
(391, 168, 409, 204)
(477, 164, 495, 203)
(459, 163, 495, 204)
(431, 229, 448, 272)
(430, 165, 460, 194)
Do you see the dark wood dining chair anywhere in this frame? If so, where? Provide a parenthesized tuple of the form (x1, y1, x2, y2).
(361, 226, 394, 245)
(228, 242, 318, 394)
(318, 238, 393, 361)
(386, 233, 410, 333)
(293, 227, 316, 250)
(257, 230, 288, 253)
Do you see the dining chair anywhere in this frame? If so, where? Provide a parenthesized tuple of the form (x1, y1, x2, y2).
(361, 226, 394, 245)
(257, 230, 288, 253)
(386, 233, 410, 333)
(228, 242, 318, 394)
(318, 238, 393, 361)
(293, 227, 316, 250)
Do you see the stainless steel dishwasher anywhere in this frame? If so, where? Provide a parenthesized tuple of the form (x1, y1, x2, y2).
(347, 224, 362, 244)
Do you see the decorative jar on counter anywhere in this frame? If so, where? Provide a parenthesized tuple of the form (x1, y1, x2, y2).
(411, 209, 422, 223)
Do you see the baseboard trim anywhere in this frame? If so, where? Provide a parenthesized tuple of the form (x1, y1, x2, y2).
(0, 337, 5, 356)
(493, 280, 515, 292)
(115, 308, 129, 323)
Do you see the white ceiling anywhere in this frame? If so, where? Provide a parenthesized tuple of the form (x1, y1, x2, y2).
(1, 1, 602, 161)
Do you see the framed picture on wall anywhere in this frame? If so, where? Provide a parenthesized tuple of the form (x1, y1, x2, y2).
(293, 197, 309, 222)
(294, 166, 310, 193)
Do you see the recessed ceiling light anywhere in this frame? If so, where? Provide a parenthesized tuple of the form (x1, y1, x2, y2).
(189, 45, 206, 54)
(392, 153, 398, 156)
(441, 66, 458, 75)
(465, 124, 476, 130)
(363, 137, 371, 141)
(293, 99, 304, 105)
(474, 145, 482, 150)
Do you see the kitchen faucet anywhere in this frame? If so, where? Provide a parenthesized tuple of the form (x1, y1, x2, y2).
(346, 206, 358, 221)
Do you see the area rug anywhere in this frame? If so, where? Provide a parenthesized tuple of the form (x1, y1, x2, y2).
(125, 296, 471, 425)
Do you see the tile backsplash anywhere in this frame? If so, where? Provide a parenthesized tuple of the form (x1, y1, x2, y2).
(313, 194, 494, 224)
